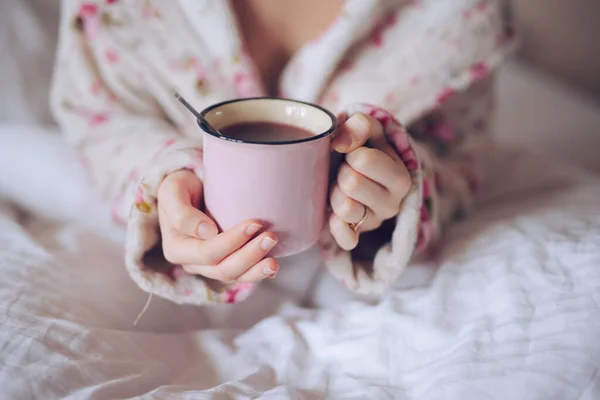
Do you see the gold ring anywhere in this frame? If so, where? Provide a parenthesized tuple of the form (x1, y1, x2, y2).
(349, 206, 368, 232)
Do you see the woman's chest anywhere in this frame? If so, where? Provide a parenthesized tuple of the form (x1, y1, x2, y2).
(230, 0, 344, 95)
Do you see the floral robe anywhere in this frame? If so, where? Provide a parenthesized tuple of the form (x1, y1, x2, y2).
(51, 0, 515, 304)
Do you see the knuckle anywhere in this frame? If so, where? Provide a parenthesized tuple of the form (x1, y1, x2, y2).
(236, 275, 253, 283)
(200, 251, 221, 266)
(339, 166, 360, 195)
(332, 191, 353, 218)
(172, 210, 188, 230)
(216, 273, 234, 282)
(338, 198, 354, 218)
(351, 147, 373, 170)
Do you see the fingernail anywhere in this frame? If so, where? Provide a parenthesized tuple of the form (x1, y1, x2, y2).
(346, 113, 370, 133)
(268, 272, 277, 279)
(245, 223, 262, 236)
(263, 265, 278, 276)
(261, 236, 277, 251)
(334, 131, 352, 151)
(197, 222, 216, 239)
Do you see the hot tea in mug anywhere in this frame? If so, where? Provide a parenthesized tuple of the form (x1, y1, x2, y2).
(219, 122, 314, 143)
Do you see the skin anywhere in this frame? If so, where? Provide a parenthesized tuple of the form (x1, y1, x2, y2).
(157, 1, 411, 283)
(232, 0, 346, 94)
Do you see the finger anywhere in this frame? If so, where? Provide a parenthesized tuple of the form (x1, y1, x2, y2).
(329, 214, 358, 250)
(330, 184, 365, 224)
(352, 114, 402, 162)
(333, 203, 382, 233)
(216, 232, 279, 280)
(236, 258, 280, 282)
(186, 256, 278, 283)
(356, 208, 383, 232)
(163, 219, 263, 265)
(327, 199, 382, 233)
(345, 146, 411, 197)
(159, 181, 218, 240)
(338, 163, 400, 219)
(362, 117, 401, 162)
(332, 113, 381, 154)
(338, 163, 401, 220)
(334, 113, 404, 163)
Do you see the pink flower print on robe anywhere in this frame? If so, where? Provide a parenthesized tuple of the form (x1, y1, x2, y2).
(105, 49, 119, 64)
(222, 282, 255, 304)
(90, 80, 102, 96)
(79, 3, 98, 18)
(436, 88, 456, 105)
(141, 1, 161, 20)
(76, 3, 101, 39)
(470, 62, 489, 82)
(370, 12, 398, 47)
(431, 121, 456, 143)
(234, 72, 262, 98)
(89, 113, 109, 128)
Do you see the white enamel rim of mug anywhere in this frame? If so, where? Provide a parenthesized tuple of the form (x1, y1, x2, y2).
(199, 97, 338, 145)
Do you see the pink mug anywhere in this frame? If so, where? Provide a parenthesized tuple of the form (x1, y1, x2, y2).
(200, 98, 337, 258)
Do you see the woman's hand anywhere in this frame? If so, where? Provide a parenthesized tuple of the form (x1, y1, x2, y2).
(157, 170, 279, 282)
(329, 113, 411, 250)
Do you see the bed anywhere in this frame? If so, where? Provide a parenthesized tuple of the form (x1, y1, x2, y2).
(1, 3, 600, 396)
(0, 60, 599, 399)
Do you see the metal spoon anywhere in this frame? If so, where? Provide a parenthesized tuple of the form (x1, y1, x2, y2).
(174, 92, 221, 134)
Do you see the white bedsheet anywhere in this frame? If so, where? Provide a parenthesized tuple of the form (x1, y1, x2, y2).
(1, 150, 599, 399)
(1, 62, 600, 398)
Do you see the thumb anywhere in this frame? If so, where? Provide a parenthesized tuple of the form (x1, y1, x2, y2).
(173, 203, 219, 240)
(332, 113, 372, 154)
(158, 172, 219, 240)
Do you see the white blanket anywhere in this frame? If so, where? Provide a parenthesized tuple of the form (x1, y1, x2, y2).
(0, 149, 599, 399)
(2, 60, 600, 398)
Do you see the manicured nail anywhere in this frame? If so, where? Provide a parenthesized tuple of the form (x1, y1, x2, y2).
(245, 223, 262, 236)
(261, 236, 277, 251)
(334, 131, 352, 151)
(197, 223, 216, 239)
(346, 113, 370, 132)
(263, 265, 278, 276)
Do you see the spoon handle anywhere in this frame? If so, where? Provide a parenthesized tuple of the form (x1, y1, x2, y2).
(174, 92, 204, 120)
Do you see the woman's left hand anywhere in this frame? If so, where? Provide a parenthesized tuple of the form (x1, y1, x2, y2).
(329, 113, 412, 250)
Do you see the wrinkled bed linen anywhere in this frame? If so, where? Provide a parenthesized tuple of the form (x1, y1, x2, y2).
(0, 149, 599, 399)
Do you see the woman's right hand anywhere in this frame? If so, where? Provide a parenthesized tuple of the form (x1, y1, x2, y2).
(157, 170, 279, 282)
